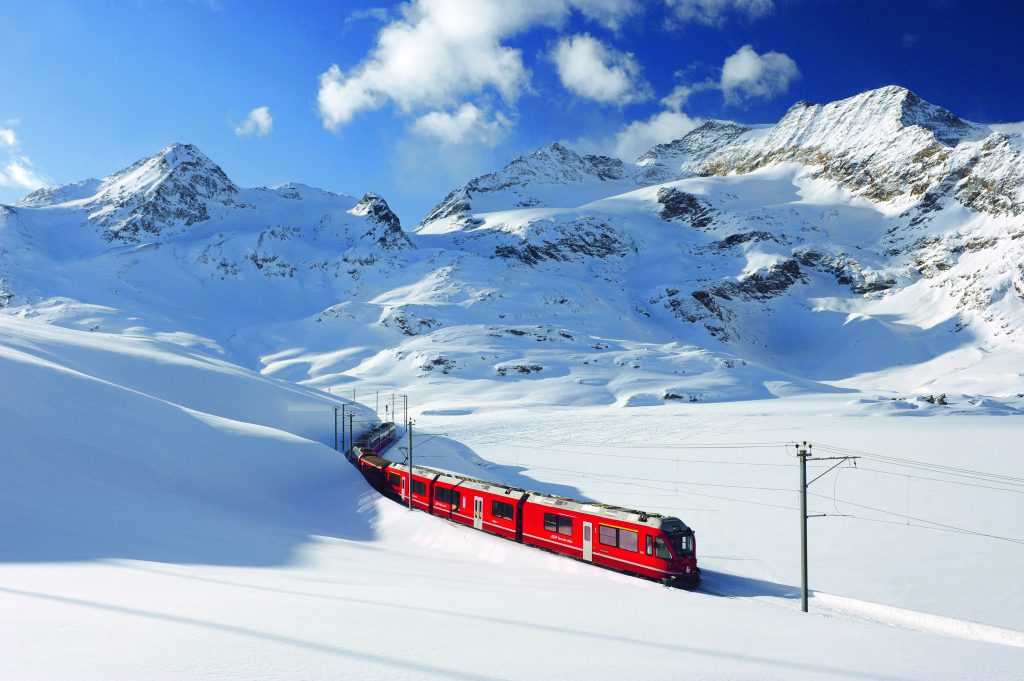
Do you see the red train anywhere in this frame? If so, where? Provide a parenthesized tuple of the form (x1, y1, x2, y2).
(351, 421, 700, 586)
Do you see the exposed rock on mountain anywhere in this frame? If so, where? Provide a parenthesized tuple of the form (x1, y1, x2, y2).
(19, 143, 241, 242)
(636, 120, 753, 184)
(656, 187, 714, 227)
(2, 85, 1022, 407)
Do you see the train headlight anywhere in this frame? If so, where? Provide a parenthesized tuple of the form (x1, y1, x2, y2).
(685, 566, 691, 574)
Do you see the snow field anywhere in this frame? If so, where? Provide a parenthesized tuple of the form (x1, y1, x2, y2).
(2, 313, 1023, 679)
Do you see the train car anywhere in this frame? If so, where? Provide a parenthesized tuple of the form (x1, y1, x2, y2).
(346, 420, 700, 586)
(383, 463, 439, 512)
(356, 421, 398, 454)
(441, 477, 527, 541)
(428, 472, 465, 522)
(521, 494, 700, 586)
(356, 451, 393, 488)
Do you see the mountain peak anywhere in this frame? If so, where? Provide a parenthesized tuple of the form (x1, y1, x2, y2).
(72, 143, 240, 241)
(776, 86, 988, 148)
(634, 119, 753, 183)
(155, 142, 215, 168)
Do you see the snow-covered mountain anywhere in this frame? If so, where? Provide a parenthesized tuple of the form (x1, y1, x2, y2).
(3, 88, 1024, 679)
(2, 86, 1023, 411)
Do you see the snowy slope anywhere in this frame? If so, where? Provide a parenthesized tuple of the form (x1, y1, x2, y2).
(2, 313, 1023, 681)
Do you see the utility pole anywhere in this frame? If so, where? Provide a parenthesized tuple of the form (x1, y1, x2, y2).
(407, 417, 415, 511)
(348, 412, 355, 456)
(797, 441, 809, 612)
(403, 394, 408, 427)
(795, 441, 859, 613)
(341, 404, 347, 459)
(391, 392, 396, 422)
(333, 406, 339, 451)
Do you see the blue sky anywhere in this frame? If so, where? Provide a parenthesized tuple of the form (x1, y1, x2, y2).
(1, 0, 1022, 224)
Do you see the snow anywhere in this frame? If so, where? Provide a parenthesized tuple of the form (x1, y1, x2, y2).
(2, 314, 1023, 680)
(3, 85, 1024, 678)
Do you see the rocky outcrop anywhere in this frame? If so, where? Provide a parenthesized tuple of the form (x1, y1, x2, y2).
(351, 193, 414, 250)
(656, 187, 714, 228)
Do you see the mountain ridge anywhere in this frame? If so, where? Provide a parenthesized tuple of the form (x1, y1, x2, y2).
(2, 85, 1022, 409)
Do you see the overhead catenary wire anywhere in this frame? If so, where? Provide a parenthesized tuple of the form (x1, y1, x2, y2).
(807, 490, 1024, 545)
(381, 411, 1024, 547)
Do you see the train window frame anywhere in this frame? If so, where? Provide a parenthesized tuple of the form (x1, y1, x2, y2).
(388, 472, 400, 488)
(544, 512, 573, 536)
(452, 491, 461, 510)
(411, 480, 426, 496)
(646, 535, 653, 555)
(599, 525, 640, 552)
(436, 487, 451, 504)
(492, 500, 514, 520)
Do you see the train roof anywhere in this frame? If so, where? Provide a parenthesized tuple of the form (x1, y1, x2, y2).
(388, 463, 441, 480)
(376, 461, 690, 531)
(358, 453, 392, 470)
(526, 493, 691, 532)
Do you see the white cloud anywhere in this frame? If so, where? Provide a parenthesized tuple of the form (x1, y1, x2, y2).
(665, 0, 773, 26)
(0, 122, 48, 191)
(572, 0, 641, 30)
(316, 0, 639, 132)
(659, 81, 717, 110)
(412, 103, 511, 145)
(720, 44, 798, 104)
(234, 106, 274, 137)
(0, 156, 48, 191)
(551, 33, 651, 105)
(990, 122, 1024, 135)
(345, 7, 392, 25)
(901, 32, 920, 49)
(613, 110, 700, 161)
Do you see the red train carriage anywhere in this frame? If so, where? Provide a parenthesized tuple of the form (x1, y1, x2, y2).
(383, 463, 439, 512)
(521, 494, 699, 586)
(349, 421, 699, 587)
(428, 474, 527, 541)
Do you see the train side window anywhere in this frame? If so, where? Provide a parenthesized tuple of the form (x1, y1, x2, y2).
(452, 491, 461, 510)
(436, 488, 450, 504)
(598, 524, 617, 547)
(654, 537, 672, 560)
(646, 535, 653, 555)
(411, 480, 426, 496)
(544, 513, 572, 536)
(388, 472, 400, 487)
(619, 529, 638, 552)
(492, 500, 514, 520)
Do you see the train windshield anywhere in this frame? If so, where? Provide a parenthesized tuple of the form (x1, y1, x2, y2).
(668, 532, 694, 557)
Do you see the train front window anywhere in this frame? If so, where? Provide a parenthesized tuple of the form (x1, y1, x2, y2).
(654, 537, 672, 560)
(668, 532, 694, 557)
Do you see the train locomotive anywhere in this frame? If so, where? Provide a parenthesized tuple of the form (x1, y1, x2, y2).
(350, 421, 700, 587)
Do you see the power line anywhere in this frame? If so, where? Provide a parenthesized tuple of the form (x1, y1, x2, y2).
(807, 490, 1024, 545)
(814, 443, 1024, 485)
(853, 465, 1024, 495)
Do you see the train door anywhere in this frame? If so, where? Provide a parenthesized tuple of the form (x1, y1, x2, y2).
(401, 475, 407, 503)
(473, 497, 483, 530)
(583, 521, 593, 562)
